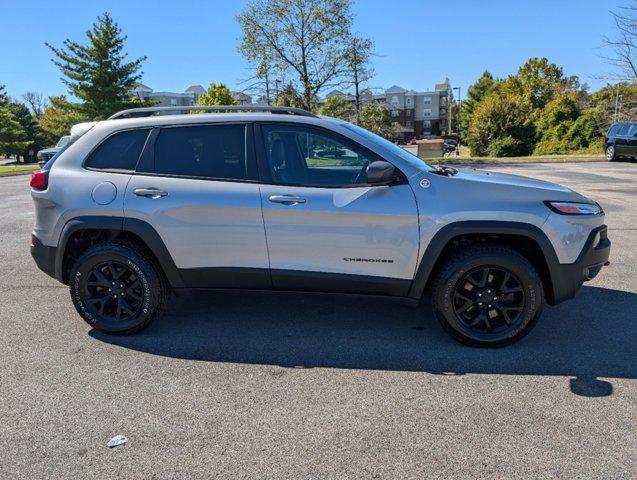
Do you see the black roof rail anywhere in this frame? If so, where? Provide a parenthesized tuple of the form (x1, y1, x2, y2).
(108, 105, 318, 119)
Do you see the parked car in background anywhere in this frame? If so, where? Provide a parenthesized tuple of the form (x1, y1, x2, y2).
(37, 135, 71, 163)
(603, 122, 637, 161)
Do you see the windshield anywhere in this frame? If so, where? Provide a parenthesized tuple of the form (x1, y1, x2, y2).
(55, 136, 71, 148)
(337, 122, 434, 172)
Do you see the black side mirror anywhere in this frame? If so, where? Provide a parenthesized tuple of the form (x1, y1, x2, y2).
(366, 160, 395, 185)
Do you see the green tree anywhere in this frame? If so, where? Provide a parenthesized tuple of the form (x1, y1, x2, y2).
(360, 103, 397, 139)
(5, 102, 46, 160)
(320, 95, 354, 121)
(0, 107, 29, 157)
(534, 92, 581, 154)
(344, 35, 374, 124)
(39, 95, 88, 145)
(467, 94, 534, 157)
(196, 82, 237, 107)
(0, 85, 9, 106)
(459, 71, 500, 137)
(503, 57, 565, 111)
(238, 0, 353, 111)
(46, 12, 146, 119)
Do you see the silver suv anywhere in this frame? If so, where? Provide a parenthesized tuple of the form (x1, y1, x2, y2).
(30, 106, 611, 347)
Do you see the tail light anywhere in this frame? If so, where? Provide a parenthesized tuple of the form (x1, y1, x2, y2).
(30, 170, 48, 190)
(603, 133, 607, 144)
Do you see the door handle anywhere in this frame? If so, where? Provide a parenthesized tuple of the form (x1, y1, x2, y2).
(268, 195, 306, 205)
(133, 188, 168, 199)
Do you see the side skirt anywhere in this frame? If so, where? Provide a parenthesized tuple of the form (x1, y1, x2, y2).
(177, 267, 413, 298)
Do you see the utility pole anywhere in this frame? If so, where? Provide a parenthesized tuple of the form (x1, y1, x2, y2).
(453, 86, 461, 146)
(614, 84, 620, 123)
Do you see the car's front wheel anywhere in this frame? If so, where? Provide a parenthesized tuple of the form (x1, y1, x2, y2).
(69, 241, 170, 334)
(606, 145, 616, 161)
(431, 245, 544, 347)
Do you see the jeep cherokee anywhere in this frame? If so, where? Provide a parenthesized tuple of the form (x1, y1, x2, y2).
(30, 106, 611, 347)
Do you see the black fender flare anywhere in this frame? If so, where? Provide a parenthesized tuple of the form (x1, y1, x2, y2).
(55, 216, 184, 288)
(408, 221, 563, 303)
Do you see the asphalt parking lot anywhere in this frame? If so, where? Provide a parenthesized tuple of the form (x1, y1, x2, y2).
(0, 161, 635, 479)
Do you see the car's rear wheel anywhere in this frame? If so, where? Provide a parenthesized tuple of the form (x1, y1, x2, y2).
(606, 145, 616, 161)
(69, 241, 170, 334)
(431, 245, 544, 347)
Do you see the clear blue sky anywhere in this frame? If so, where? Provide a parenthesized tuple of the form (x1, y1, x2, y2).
(0, 0, 621, 101)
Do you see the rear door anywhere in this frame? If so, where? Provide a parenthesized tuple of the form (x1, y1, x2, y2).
(614, 124, 630, 155)
(627, 124, 637, 156)
(255, 123, 420, 296)
(124, 123, 270, 289)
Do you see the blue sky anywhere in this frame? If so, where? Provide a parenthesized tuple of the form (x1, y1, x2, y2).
(0, 0, 621, 101)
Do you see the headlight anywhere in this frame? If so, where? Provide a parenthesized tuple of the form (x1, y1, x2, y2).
(544, 201, 603, 215)
(37, 153, 43, 160)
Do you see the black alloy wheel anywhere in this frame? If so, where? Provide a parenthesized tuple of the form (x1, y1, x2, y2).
(69, 241, 169, 334)
(452, 266, 525, 335)
(431, 244, 544, 347)
(85, 261, 144, 322)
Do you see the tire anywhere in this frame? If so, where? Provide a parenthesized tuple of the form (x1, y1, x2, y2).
(605, 145, 616, 161)
(69, 240, 170, 334)
(431, 244, 544, 347)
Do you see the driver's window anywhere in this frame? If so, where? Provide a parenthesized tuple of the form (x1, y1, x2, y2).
(262, 124, 374, 186)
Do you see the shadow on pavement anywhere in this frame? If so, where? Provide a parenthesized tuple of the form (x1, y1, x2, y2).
(91, 286, 636, 397)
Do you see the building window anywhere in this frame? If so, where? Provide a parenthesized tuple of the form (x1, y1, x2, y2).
(424, 120, 431, 129)
(406, 110, 412, 117)
(406, 121, 412, 128)
(423, 109, 432, 117)
(170, 98, 177, 106)
(391, 95, 399, 107)
(423, 96, 432, 105)
(406, 97, 412, 106)
(391, 110, 398, 117)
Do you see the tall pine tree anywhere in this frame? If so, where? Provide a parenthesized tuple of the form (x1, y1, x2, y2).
(46, 13, 146, 120)
(0, 85, 30, 157)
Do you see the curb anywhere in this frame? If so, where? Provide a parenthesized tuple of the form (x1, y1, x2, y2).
(0, 170, 37, 178)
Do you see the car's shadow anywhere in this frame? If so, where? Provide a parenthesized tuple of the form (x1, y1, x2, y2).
(91, 286, 637, 397)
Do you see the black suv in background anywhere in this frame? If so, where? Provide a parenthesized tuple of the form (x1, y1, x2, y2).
(604, 122, 637, 161)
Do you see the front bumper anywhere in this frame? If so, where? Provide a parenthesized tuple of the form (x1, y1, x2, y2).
(30, 234, 57, 280)
(549, 225, 611, 305)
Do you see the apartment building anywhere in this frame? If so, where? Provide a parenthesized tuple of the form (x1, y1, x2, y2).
(320, 79, 451, 140)
(130, 84, 253, 107)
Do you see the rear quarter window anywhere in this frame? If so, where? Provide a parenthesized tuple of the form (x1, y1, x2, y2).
(607, 125, 619, 136)
(85, 129, 150, 171)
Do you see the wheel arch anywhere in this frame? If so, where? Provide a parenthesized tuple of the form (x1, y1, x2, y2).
(409, 221, 562, 305)
(55, 216, 184, 288)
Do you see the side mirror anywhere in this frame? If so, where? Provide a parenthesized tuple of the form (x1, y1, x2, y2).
(366, 160, 395, 185)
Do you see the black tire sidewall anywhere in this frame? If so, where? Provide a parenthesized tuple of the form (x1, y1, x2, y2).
(70, 246, 160, 334)
(433, 250, 543, 347)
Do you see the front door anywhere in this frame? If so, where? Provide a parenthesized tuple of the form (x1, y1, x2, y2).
(124, 123, 270, 288)
(256, 123, 420, 296)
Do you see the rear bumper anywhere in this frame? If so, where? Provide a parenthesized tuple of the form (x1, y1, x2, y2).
(30, 234, 57, 280)
(549, 225, 611, 305)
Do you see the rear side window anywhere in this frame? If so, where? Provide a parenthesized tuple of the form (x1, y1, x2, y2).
(607, 124, 619, 136)
(86, 129, 150, 171)
(154, 125, 246, 180)
(617, 124, 630, 136)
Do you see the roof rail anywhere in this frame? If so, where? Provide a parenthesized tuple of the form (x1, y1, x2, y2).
(108, 105, 318, 120)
